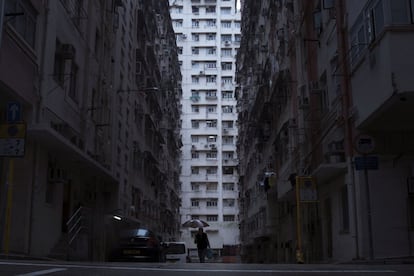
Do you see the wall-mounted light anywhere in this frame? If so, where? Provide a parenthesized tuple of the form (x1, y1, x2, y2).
(113, 215, 122, 221)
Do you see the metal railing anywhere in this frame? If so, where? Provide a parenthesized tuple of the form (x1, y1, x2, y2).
(66, 206, 90, 245)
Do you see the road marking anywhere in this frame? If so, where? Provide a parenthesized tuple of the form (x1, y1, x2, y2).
(0, 261, 397, 273)
(16, 268, 67, 276)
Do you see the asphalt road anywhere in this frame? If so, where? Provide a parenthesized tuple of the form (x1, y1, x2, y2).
(1, 260, 414, 276)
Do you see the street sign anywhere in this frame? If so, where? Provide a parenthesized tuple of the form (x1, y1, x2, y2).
(354, 156, 378, 170)
(354, 134, 375, 154)
(6, 101, 21, 123)
(0, 123, 26, 157)
(297, 176, 318, 202)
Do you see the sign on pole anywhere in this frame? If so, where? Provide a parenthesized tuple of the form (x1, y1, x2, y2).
(297, 176, 318, 202)
(0, 123, 26, 157)
(6, 101, 22, 123)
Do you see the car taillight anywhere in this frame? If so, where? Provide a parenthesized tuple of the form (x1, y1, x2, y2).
(147, 237, 157, 247)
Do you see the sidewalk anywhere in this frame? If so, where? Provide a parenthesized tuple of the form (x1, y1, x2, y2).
(339, 256, 414, 265)
(0, 253, 55, 262)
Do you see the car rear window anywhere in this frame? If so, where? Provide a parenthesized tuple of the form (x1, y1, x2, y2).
(165, 243, 186, 254)
(120, 229, 149, 238)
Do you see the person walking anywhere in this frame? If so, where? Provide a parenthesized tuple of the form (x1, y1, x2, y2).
(194, 227, 210, 263)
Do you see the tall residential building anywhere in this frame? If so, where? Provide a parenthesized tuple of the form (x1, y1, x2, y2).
(237, 0, 414, 264)
(0, 0, 181, 261)
(169, 0, 241, 253)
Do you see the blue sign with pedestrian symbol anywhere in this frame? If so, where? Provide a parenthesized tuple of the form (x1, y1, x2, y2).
(6, 101, 21, 123)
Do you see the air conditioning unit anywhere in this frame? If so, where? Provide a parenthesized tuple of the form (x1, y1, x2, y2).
(199, 71, 205, 75)
(223, 128, 229, 133)
(182, 34, 187, 40)
(192, 145, 196, 149)
(209, 144, 216, 148)
(224, 40, 231, 46)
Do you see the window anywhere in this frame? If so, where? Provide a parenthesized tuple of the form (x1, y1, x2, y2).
(207, 183, 217, 191)
(223, 199, 235, 207)
(222, 106, 233, 113)
(68, 62, 79, 102)
(221, 62, 232, 70)
(206, 19, 216, 26)
(206, 91, 217, 98)
(222, 49, 232, 56)
(5, 0, 37, 48)
(234, 34, 241, 43)
(234, 21, 241, 28)
(207, 105, 216, 113)
(192, 6, 199, 14)
(223, 152, 234, 159)
(223, 167, 234, 175)
(206, 167, 217, 174)
(191, 136, 199, 143)
(206, 120, 217, 128)
(53, 40, 66, 85)
(366, 0, 384, 42)
(222, 77, 232, 84)
(206, 6, 216, 13)
(223, 183, 234, 191)
(221, 34, 232, 42)
(206, 152, 217, 159)
(192, 76, 199, 83)
(191, 183, 200, 191)
(205, 62, 216, 68)
(191, 167, 199, 174)
(221, 7, 231, 14)
(191, 120, 200, 128)
(206, 76, 216, 83)
(223, 136, 234, 144)
(206, 33, 216, 40)
(191, 199, 199, 207)
(192, 34, 200, 41)
(177, 47, 183, 54)
(192, 47, 200, 55)
(192, 20, 200, 28)
(192, 152, 199, 159)
(174, 20, 183, 27)
(207, 199, 218, 207)
(221, 21, 231, 28)
(223, 215, 235, 222)
(207, 215, 218, 221)
(222, 91, 233, 99)
(207, 135, 216, 142)
(223, 121, 234, 128)
(207, 47, 216, 55)
(191, 105, 199, 113)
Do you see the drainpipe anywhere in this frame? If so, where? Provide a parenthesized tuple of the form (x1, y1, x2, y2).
(336, 0, 359, 260)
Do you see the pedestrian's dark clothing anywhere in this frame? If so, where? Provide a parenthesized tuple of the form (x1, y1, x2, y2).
(194, 231, 210, 263)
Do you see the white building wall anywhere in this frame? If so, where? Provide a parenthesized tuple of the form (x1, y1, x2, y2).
(170, 0, 240, 251)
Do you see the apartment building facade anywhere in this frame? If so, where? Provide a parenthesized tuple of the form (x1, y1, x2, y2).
(169, 0, 241, 254)
(237, 0, 414, 263)
(0, 0, 181, 261)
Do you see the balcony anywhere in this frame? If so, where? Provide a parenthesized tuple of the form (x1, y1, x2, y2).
(350, 14, 414, 132)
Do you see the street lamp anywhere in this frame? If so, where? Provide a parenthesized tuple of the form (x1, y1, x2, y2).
(116, 87, 159, 94)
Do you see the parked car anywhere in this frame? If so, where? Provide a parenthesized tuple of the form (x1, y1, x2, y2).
(110, 228, 165, 262)
(163, 242, 188, 263)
